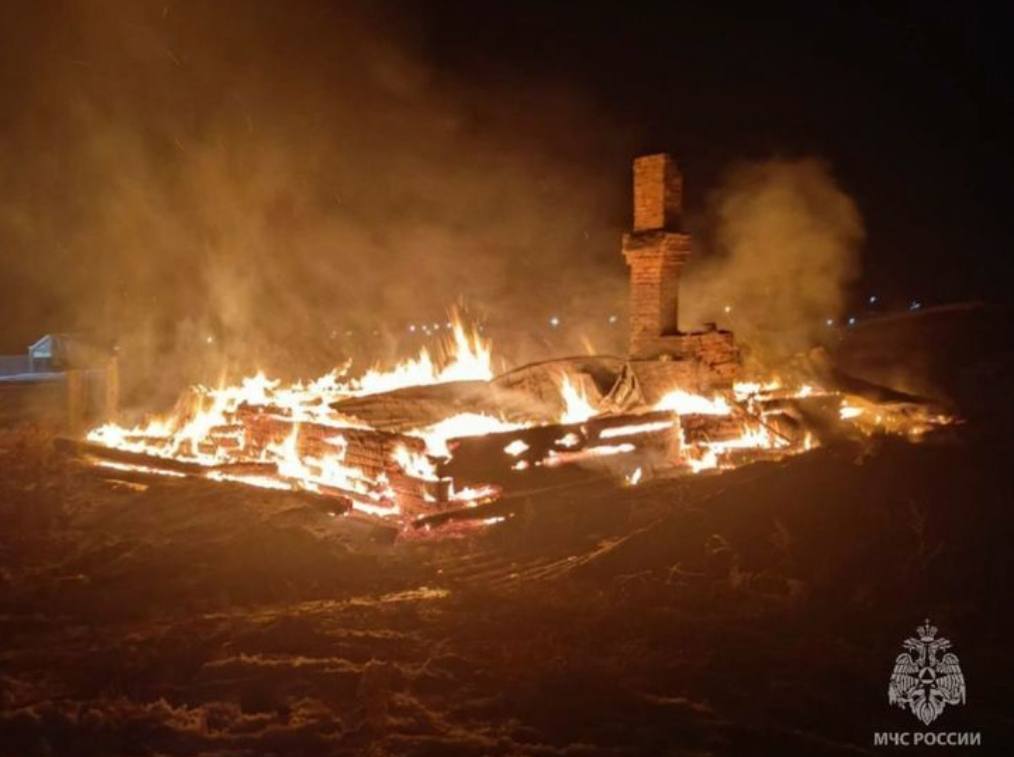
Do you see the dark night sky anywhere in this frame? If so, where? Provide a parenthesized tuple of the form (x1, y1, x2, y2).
(417, 1, 1012, 306)
(0, 1, 1010, 360)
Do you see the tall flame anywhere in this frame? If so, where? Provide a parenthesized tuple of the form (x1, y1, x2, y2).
(355, 317, 492, 395)
(559, 375, 599, 424)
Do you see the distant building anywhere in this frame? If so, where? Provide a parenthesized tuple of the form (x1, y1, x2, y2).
(1, 333, 118, 430)
(27, 333, 110, 374)
(27, 333, 63, 373)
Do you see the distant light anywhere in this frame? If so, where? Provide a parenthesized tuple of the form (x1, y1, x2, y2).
(868, 295, 878, 304)
(205, 335, 215, 344)
(825, 318, 834, 327)
(723, 305, 732, 314)
(329, 329, 338, 340)
(549, 316, 560, 327)
(408, 324, 416, 332)
(848, 316, 856, 326)
(608, 314, 618, 324)
(445, 322, 452, 329)
(432, 323, 440, 330)
(910, 301, 922, 311)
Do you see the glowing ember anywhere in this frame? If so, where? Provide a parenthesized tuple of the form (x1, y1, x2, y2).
(681, 420, 790, 473)
(451, 484, 499, 505)
(352, 500, 402, 518)
(654, 390, 731, 416)
(392, 444, 439, 480)
(544, 443, 636, 467)
(600, 420, 675, 439)
(414, 413, 526, 457)
(503, 439, 530, 457)
(733, 380, 783, 399)
(94, 460, 187, 478)
(840, 404, 864, 420)
(205, 470, 295, 490)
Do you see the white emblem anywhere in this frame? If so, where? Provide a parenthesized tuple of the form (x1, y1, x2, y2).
(888, 619, 966, 725)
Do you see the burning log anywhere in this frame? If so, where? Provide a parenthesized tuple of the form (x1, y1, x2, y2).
(331, 380, 496, 431)
(679, 414, 749, 444)
(57, 439, 355, 513)
(235, 405, 426, 455)
(331, 357, 640, 432)
(54, 438, 241, 475)
(437, 410, 679, 489)
(232, 405, 446, 511)
(488, 357, 629, 421)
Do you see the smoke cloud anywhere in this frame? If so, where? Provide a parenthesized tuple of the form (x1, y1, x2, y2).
(682, 158, 864, 364)
(0, 1, 630, 401)
(0, 2, 869, 403)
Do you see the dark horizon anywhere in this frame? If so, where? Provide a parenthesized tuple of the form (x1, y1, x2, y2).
(423, 0, 1012, 304)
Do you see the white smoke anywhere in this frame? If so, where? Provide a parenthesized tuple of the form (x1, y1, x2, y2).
(682, 158, 864, 362)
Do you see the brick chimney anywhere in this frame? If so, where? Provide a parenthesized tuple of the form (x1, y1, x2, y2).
(623, 154, 692, 357)
(632, 153, 683, 231)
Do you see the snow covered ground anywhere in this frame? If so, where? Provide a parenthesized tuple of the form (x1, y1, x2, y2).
(0, 415, 1009, 755)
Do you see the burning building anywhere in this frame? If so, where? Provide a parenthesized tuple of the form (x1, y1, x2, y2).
(66, 153, 952, 534)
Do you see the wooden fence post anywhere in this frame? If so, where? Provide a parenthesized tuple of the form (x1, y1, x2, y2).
(66, 369, 84, 436)
(104, 355, 120, 422)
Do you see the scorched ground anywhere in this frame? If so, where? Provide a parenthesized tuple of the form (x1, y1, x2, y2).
(1, 309, 1011, 756)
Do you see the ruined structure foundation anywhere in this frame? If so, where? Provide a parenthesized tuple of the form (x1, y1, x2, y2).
(622, 154, 738, 386)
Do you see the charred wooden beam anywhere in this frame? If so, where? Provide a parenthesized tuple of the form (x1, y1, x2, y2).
(58, 436, 438, 514)
(435, 410, 679, 489)
(330, 357, 638, 432)
(65, 450, 354, 515)
(330, 381, 498, 431)
(679, 414, 748, 444)
(234, 405, 426, 456)
(56, 438, 223, 475)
